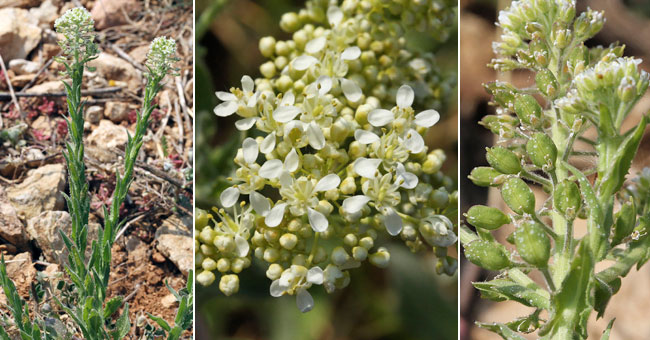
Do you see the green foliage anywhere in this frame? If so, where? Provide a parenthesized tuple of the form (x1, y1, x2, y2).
(462, 0, 650, 338)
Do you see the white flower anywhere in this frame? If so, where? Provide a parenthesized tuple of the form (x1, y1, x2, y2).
(368, 85, 440, 129)
(214, 75, 260, 123)
(342, 173, 404, 235)
(269, 265, 324, 312)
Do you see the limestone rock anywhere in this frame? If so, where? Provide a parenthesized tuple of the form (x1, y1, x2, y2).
(26, 80, 64, 94)
(91, 0, 142, 30)
(85, 105, 103, 124)
(29, 0, 59, 27)
(0, 193, 27, 247)
(104, 101, 131, 123)
(87, 119, 129, 162)
(9, 59, 39, 75)
(6, 164, 65, 220)
(155, 215, 192, 275)
(0, 8, 42, 62)
(87, 52, 141, 90)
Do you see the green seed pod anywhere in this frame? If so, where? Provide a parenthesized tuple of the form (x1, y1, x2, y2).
(514, 94, 542, 128)
(484, 81, 517, 108)
(501, 177, 536, 215)
(514, 220, 551, 268)
(465, 205, 511, 230)
(469, 167, 505, 187)
(536, 69, 559, 98)
(526, 133, 557, 170)
(553, 180, 582, 219)
(486, 146, 521, 174)
(464, 239, 511, 271)
(611, 200, 636, 246)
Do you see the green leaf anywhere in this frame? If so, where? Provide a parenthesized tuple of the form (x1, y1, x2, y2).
(472, 276, 550, 310)
(598, 115, 647, 199)
(148, 313, 171, 332)
(600, 318, 615, 340)
(540, 241, 594, 339)
(112, 303, 131, 340)
(104, 297, 123, 319)
(593, 277, 620, 319)
(476, 322, 528, 340)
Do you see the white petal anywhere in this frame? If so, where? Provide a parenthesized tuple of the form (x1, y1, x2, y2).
(395, 163, 418, 189)
(280, 91, 295, 106)
(241, 75, 254, 93)
(396, 84, 414, 109)
(265, 203, 287, 227)
(242, 137, 259, 164)
(274, 105, 302, 123)
(307, 122, 325, 150)
(305, 36, 327, 54)
(214, 101, 238, 117)
(292, 55, 318, 71)
(341, 46, 361, 61)
(384, 208, 403, 236)
(315, 174, 340, 192)
(283, 120, 305, 137)
(284, 148, 300, 172)
(327, 5, 343, 27)
(414, 109, 440, 127)
(236, 117, 257, 131)
(250, 191, 270, 216)
(296, 288, 314, 313)
(235, 235, 250, 257)
(270, 280, 284, 297)
(404, 129, 425, 153)
(216, 91, 237, 101)
(367, 109, 394, 126)
(247, 92, 259, 107)
(307, 267, 324, 285)
(220, 187, 240, 208)
(308, 208, 328, 232)
(340, 78, 362, 102)
(354, 129, 380, 144)
(259, 159, 284, 179)
(316, 76, 332, 95)
(279, 171, 293, 187)
(354, 157, 381, 178)
(260, 132, 276, 154)
(342, 195, 371, 213)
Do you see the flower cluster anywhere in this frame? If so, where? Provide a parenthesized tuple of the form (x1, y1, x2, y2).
(146, 36, 179, 81)
(54, 7, 98, 65)
(462, 1, 650, 339)
(197, 0, 458, 312)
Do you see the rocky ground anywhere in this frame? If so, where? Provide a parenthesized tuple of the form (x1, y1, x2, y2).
(0, 0, 193, 337)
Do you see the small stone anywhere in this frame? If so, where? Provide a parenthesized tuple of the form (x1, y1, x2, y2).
(9, 59, 40, 75)
(85, 105, 103, 124)
(6, 164, 65, 220)
(0, 8, 42, 62)
(4, 252, 35, 297)
(87, 53, 141, 90)
(152, 251, 166, 263)
(11, 74, 36, 87)
(160, 293, 178, 308)
(155, 215, 192, 275)
(87, 119, 130, 162)
(0, 243, 17, 254)
(26, 211, 99, 265)
(91, 0, 142, 30)
(26, 80, 64, 94)
(0, 193, 27, 247)
(31, 115, 52, 139)
(104, 101, 130, 123)
(29, 0, 58, 27)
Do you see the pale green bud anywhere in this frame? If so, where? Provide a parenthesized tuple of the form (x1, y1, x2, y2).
(231, 258, 248, 273)
(266, 263, 283, 280)
(219, 274, 240, 296)
(279, 233, 298, 250)
(332, 246, 351, 265)
(352, 246, 368, 261)
(264, 248, 280, 262)
(216, 258, 230, 272)
(343, 234, 358, 247)
(202, 257, 218, 271)
(341, 177, 357, 195)
(369, 248, 390, 268)
(348, 141, 367, 159)
(280, 12, 301, 32)
(214, 235, 235, 253)
(260, 61, 276, 78)
(258, 36, 276, 58)
(197, 270, 216, 286)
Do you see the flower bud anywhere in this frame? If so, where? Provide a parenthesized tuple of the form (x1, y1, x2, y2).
(359, 236, 374, 250)
(260, 61, 276, 78)
(195, 209, 209, 229)
(216, 258, 230, 272)
(469, 166, 504, 187)
(612, 200, 636, 246)
(219, 274, 240, 296)
(266, 263, 283, 280)
(202, 257, 218, 271)
(263, 248, 280, 263)
(197, 270, 216, 286)
(486, 146, 521, 174)
(514, 220, 550, 268)
(352, 246, 368, 261)
(340, 177, 357, 195)
(259, 36, 276, 58)
(514, 94, 542, 128)
(280, 12, 301, 32)
(526, 132, 557, 170)
(501, 177, 535, 215)
(279, 233, 298, 250)
(331, 246, 351, 266)
(465, 205, 511, 230)
(553, 180, 582, 219)
(464, 239, 511, 271)
(536, 69, 559, 98)
(369, 247, 390, 268)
